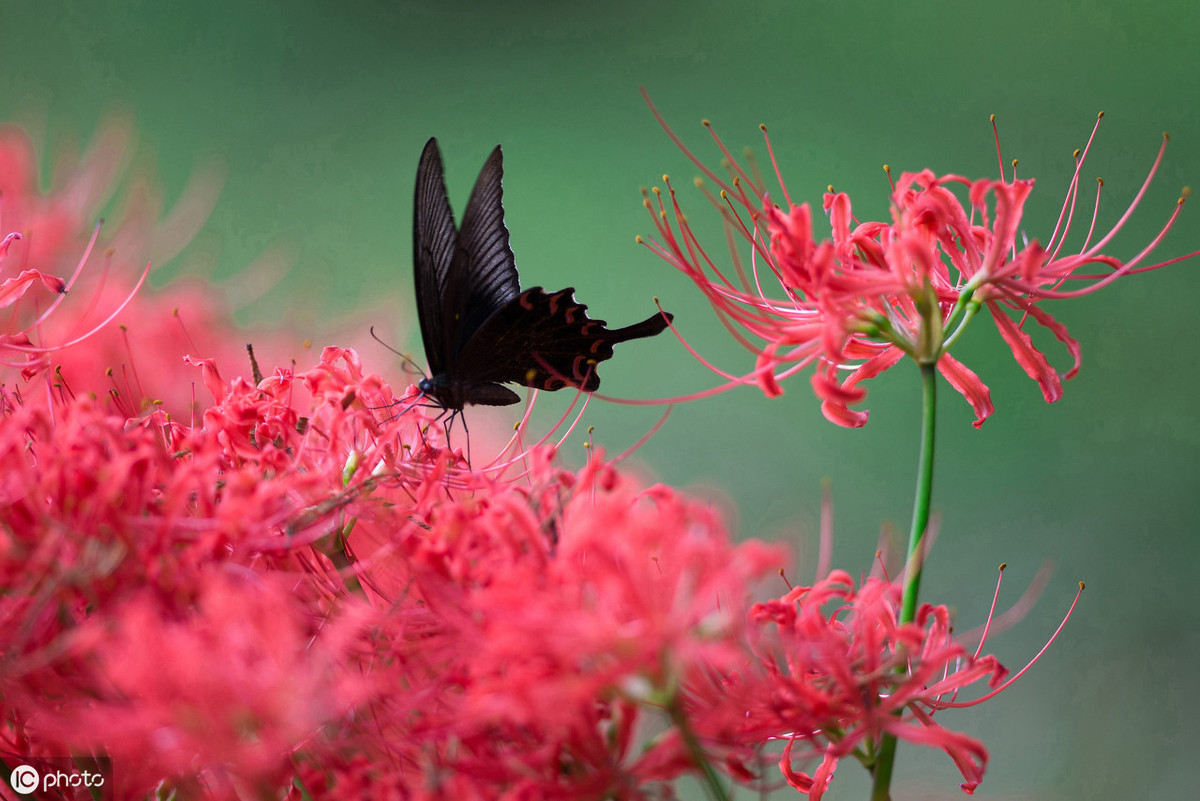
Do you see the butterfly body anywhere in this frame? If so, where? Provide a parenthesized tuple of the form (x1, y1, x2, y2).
(413, 138, 672, 411)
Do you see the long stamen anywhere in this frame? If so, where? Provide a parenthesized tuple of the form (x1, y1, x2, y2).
(1024, 190, 1198, 299)
(974, 564, 1006, 660)
(18, 222, 103, 336)
(702, 119, 763, 197)
(935, 581, 1084, 709)
(759, 124, 793, 208)
(991, 114, 1005, 183)
(1076, 130, 1168, 262)
(13, 260, 152, 353)
(642, 88, 742, 199)
(611, 404, 672, 464)
(1045, 113, 1104, 254)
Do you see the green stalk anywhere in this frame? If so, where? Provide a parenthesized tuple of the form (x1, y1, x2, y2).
(869, 362, 938, 801)
(939, 295, 981, 354)
(666, 696, 729, 801)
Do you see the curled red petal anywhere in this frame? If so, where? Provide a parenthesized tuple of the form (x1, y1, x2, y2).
(0, 268, 67, 309)
(183, 355, 228, 404)
(820, 398, 869, 428)
(778, 737, 813, 794)
(755, 346, 785, 397)
(936, 353, 994, 428)
(811, 367, 867, 405)
(1023, 302, 1082, 381)
(0, 231, 23, 256)
(812, 346, 905, 428)
(902, 707, 989, 793)
(987, 300, 1062, 403)
(808, 752, 838, 801)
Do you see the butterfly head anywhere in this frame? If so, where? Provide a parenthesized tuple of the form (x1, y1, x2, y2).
(417, 375, 453, 409)
(418, 374, 523, 411)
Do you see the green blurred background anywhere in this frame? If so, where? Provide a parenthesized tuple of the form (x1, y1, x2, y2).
(3, 1, 1197, 798)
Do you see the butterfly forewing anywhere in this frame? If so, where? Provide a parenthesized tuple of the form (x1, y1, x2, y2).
(413, 138, 459, 376)
(445, 144, 521, 357)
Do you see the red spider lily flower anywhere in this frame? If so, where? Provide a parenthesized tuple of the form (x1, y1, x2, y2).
(29, 574, 374, 799)
(50, 276, 302, 420)
(0, 346, 445, 786)
(337, 454, 788, 799)
(681, 565, 1083, 799)
(748, 571, 997, 796)
(0, 325, 1082, 799)
(0, 120, 222, 400)
(642, 97, 1199, 426)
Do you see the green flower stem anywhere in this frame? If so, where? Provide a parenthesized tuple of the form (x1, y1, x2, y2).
(940, 294, 982, 354)
(869, 361, 938, 801)
(666, 696, 729, 801)
(941, 270, 988, 335)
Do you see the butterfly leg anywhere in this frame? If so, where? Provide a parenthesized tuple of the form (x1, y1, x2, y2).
(442, 408, 473, 468)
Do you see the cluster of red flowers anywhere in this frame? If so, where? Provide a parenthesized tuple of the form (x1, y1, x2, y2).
(0, 121, 1077, 800)
(641, 97, 1197, 427)
(4, 356, 1058, 799)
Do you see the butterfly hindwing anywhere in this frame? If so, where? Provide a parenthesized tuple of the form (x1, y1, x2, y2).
(413, 138, 458, 376)
(456, 287, 672, 393)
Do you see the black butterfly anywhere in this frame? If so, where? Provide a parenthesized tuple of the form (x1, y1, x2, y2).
(413, 137, 673, 411)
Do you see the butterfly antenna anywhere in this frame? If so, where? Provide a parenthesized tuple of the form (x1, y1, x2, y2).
(399, 354, 426, 380)
(369, 325, 428, 379)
